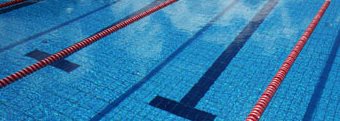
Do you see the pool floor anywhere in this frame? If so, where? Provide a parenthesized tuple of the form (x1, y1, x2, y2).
(0, 0, 339, 121)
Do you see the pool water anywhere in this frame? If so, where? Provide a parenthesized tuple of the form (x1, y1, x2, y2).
(0, 0, 339, 121)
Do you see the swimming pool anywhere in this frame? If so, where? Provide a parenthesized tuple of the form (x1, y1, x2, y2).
(0, 0, 339, 120)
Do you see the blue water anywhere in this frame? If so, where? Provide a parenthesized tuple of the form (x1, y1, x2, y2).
(0, 0, 339, 121)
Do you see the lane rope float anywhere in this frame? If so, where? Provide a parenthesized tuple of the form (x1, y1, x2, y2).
(0, 0, 24, 8)
(0, 0, 177, 88)
(246, 0, 331, 121)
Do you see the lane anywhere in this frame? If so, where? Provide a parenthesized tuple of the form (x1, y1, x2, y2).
(303, 30, 340, 121)
(90, 1, 241, 120)
(149, 0, 278, 120)
(0, 0, 121, 53)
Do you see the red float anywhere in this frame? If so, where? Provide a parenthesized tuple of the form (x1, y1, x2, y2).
(246, 0, 331, 121)
(0, 0, 24, 8)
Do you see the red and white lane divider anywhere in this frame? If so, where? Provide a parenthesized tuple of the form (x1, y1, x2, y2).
(0, 0, 177, 88)
(0, 0, 24, 8)
(246, 0, 331, 121)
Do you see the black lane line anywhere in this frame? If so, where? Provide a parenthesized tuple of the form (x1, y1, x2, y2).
(0, 0, 122, 53)
(149, 0, 279, 120)
(303, 30, 340, 121)
(90, 0, 239, 120)
(0, 0, 41, 14)
(25, 49, 80, 72)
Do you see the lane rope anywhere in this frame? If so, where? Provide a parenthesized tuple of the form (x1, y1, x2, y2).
(246, 0, 331, 121)
(0, 0, 177, 88)
(0, 0, 25, 8)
